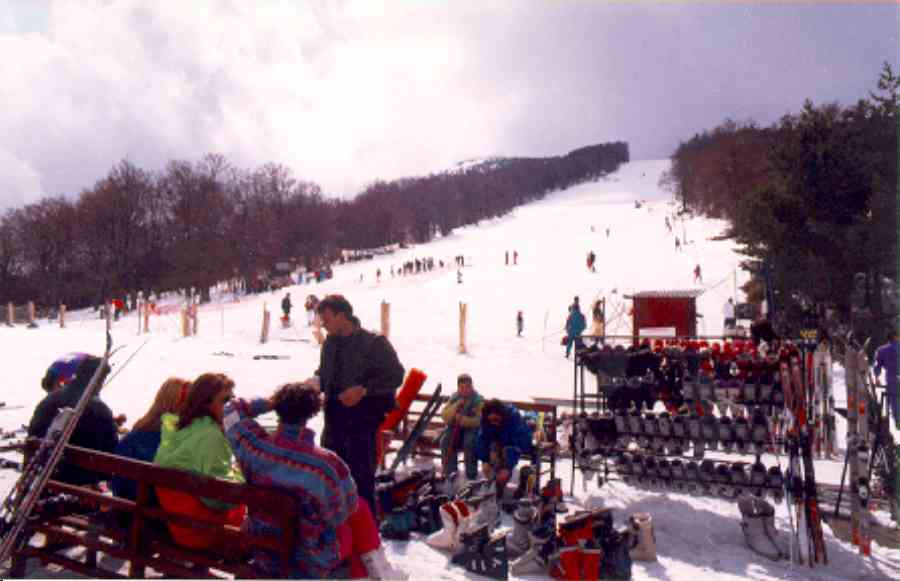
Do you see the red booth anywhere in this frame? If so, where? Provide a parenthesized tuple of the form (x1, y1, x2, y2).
(626, 290, 703, 342)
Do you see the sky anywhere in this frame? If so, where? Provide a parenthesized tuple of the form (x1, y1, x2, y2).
(0, 0, 896, 208)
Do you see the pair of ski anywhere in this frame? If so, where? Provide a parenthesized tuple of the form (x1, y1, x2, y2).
(777, 352, 827, 567)
(844, 343, 874, 556)
(390, 383, 444, 472)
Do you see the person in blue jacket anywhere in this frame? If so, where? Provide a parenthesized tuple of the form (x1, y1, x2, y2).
(475, 399, 534, 494)
(874, 332, 899, 430)
(111, 377, 190, 500)
(565, 302, 587, 358)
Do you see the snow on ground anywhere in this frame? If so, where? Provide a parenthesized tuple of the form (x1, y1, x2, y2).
(1, 159, 897, 579)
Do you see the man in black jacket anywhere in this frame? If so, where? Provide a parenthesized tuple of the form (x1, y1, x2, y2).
(316, 294, 405, 510)
(28, 353, 120, 485)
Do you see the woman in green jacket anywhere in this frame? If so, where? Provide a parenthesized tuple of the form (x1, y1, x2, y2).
(154, 372, 245, 549)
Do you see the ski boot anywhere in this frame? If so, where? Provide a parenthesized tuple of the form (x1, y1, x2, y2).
(657, 458, 672, 487)
(510, 524, 557, 576)
(757, 382, 773, 406)
(701, 416, 719, 452)
(687, 413, 702, 441)
(672, 413, 687, 440)
(750, 411, 769, 456)
(749, 461, 767, 496)
(539, 477, 566, 515)
(733, 416, 750, 455)
(643, 456, 659, 489)
(506, 498, 538, 558)
(729, 462, 749, 498)
(738, 494, 785, 560)
(415, 493, 447, 535)
(657, 411, 673, 439)
(380, 505, 417, 541)
(765, 466, 784, 504)
(452, 522, 509, 579)
(613, 410, 630, 446)
(426, 500, 475, 551)
(642, 413, 659, 440)
(628, 512, 657, 561)
(718, 416, 734, 453)
(617, 452, 634, 485)
(742, 381, 757, 406)
(670, 459, 686, 493)
(715, 463, 733, 499)
(471, 489, 501, 530)
(698, 459, 717, 496)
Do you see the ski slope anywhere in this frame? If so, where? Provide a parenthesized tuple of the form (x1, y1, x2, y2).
(0, 159, 896, 579)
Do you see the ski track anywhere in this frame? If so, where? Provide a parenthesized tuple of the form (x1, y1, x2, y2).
(1, 159, 897, 579)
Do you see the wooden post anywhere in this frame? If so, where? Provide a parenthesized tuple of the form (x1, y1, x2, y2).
(137, 292, 144, 334)
(458, 301, 467, 354)
(143, 302, 150, 334)
(180, 308, 189, 338)
(380, 301, 390, 338)
(7, 302, 13, 326)
(191, 303, 199, 336)
(59, 304, 66, 328)
(105, 303, 111, 334)
(312, 314, 325, 345)
(260, 304, 271, 344)
(27, 301, 35, 325)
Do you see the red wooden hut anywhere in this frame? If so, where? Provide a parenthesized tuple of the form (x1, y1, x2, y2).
(625, 290, 703, 342)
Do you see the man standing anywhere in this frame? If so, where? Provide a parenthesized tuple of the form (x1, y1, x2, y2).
(565, 302, 587, 359)
(439, 373, 484, 481)
(317, 294, 405, 511)
(723, 298, 736, 330)
(874, 332, 899, 430)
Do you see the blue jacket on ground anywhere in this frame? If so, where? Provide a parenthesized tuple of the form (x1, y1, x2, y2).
(111, 430, 162, 500)
(875, 339, 898, 395)
(475, 404, 534, 469)
(566, 308, 587, 338)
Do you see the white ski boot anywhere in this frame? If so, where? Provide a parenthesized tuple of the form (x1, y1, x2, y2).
(628, 512, 657, 561)
(506, 499, 538, 558)
(425, 500, 478, 551)
(737, 494, 785, 560)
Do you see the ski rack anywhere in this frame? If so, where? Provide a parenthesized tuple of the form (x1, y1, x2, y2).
(568, 335, 833, 567)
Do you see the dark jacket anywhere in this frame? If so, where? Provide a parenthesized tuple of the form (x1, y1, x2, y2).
(566, 308, 587, 338)
(875, 339, 898, 395)
(28, 372, 118, 485)
(318, 326, 405, 432)
(475, 404, 534, 468)
(282, 296, 292, 313)
(110, 430, 162, 500)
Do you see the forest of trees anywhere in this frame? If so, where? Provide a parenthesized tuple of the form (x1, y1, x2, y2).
(0, 142, 628, 309)
(662, 63, 898, 342)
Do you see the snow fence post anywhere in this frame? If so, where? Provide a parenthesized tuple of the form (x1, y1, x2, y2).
(59, 304, 66, 329)
(459, 301, 467, 354)
(191, 300, 199, 336)
(136, 291, 143, 334)
(7, 302, 13, 326)
(260, 303, 270, 344)
(180, 308, 189, 337)
(143, 301, 150, 334)
(27, 301, 35, 325)
(381, 301, 390, 339)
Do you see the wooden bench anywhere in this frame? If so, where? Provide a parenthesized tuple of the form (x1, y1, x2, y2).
(10, 442, 300, 579)
(383, 394, 559, 488)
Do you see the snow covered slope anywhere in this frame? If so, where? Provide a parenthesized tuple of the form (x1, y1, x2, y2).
(1, 159, 896, 579)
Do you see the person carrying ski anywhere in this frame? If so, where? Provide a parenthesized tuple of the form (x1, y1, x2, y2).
(874, 332, 899, 429)
(316, 294, 405, 512)
(475, 399, 534, 496)
(223, 380, 404, 579)
(564, 303, 587, 358)
(29, 353, 121, 485)
(439, 373, 484, 481)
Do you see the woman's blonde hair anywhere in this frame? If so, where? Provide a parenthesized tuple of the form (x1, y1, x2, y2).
(132, 377, 191, 432)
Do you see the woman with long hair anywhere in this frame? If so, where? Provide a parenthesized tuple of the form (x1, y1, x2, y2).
(154, 372, 245, 549)
(110, 377, 191, 500)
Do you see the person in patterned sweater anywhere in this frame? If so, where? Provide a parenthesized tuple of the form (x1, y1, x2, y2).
(224, 380, 405, 580)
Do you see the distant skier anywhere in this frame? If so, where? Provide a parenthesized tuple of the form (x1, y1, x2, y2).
(457, 269, 463, 284)
(304, 294, 319, 326)
(693, 264, 702, 284)
(606, 227, 610, 237)
(516, 311, 524, 337)
(586, 251, 596, 273)
(675, 237, 681, 251)
(505, 251, 509, 266)
(564, 303, 587, 359)
(376, 268, 381, 283)
(513, 250, 518, 265)
(281, 292, 292, 322)
(665, 216, 672, 233)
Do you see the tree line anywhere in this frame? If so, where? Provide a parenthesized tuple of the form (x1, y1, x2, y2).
(0, 142, 628, 309)
(662, 63, 897, 342)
